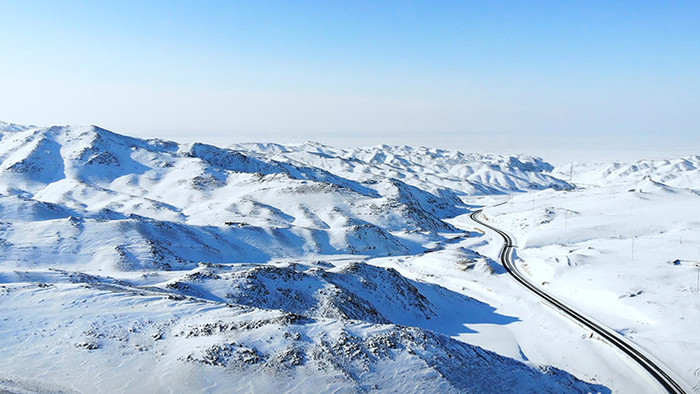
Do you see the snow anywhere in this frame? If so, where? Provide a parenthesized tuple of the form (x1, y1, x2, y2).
(483, 162, 700, 392)
(0, 121, 695, 392)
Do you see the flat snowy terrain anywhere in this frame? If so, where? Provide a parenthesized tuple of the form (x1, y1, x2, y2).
(483, 158, 700, 392)
(0, 121, 696, 393)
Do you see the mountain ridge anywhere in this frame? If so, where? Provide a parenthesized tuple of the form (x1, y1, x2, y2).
(0, 121, 612, 393)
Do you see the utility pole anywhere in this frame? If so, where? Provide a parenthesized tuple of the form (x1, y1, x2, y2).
(569, 162, 574, 184)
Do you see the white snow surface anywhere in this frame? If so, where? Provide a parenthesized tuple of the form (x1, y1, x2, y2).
(0, 122, 695, 393)
(483, 159, 700, 393)
(232, 141, 572, 196)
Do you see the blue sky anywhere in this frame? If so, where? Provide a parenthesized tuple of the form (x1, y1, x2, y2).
(1, 1, 699, 161)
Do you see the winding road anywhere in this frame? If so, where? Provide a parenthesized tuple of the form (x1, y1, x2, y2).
(469, 209, 687, 394)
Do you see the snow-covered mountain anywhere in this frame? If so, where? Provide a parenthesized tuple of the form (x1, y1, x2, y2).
(561, 155, 700, 191)
(233, 141, 572, 195)
(0, 124, 453, 271)
(0, 122, 610, 393)
(0, 124, 571, 273)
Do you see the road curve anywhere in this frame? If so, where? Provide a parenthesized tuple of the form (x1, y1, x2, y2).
(469, 209, 686, 394)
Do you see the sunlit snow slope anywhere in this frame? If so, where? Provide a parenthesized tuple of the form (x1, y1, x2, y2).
(1, 121, 610, 393)
(484, 158, 700, 392)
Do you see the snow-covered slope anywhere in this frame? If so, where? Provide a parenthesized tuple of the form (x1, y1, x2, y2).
(0, 120, 35, 133)
(233, 142, 572, 195)
(0, 265, 605, 393)
(0, 125, 469, 272)
(483, 159, 700, 391)
(0, 122, 610, 393)
(563, 155, 700, 191)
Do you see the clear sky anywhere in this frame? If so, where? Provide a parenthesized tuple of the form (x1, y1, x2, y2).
(1, 1, 699, 162)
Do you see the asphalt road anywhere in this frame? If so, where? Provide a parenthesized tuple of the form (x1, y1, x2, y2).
(470, 209, 686, 394)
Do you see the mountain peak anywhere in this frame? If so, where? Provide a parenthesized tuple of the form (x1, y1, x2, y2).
(0, 120, 36, 132)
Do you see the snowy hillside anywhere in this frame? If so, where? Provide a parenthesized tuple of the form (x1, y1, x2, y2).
(0, 262, 609, 393)
(483, 159, 700, 392)
(0, 124, 464, 272)
(232, 142, 572, 195)
(0, 124, 576, 274)
(560, 156, 700, 190)
(0, 122, 613, 393)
